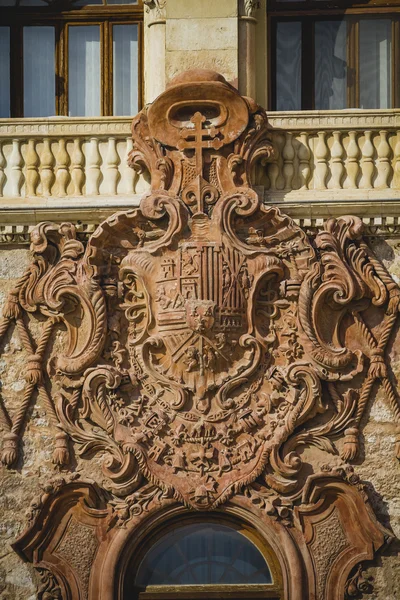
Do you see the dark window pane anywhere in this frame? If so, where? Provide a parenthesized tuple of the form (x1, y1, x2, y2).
(107, 0, 138, 4)
(20, 0, 48, 5)
(276, 21, 301, 111)
(136, 523, 272, 586)
(74, 0, 102, 5)
(0, 27, 10, 117)
(315, 20, 347, 109)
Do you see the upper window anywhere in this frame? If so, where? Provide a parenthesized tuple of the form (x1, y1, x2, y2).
(0, 0, 143, 118)
(125, 519, 282, 599)
(269, 0, 400, 110)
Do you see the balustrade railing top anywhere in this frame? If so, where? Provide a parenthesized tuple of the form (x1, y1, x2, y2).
(0, 111, 399, 204)
(265, 110, 400, 199)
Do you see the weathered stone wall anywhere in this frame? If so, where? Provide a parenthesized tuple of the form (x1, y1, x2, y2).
(0, 248, 106, 599)
(0, 237, 399, 599)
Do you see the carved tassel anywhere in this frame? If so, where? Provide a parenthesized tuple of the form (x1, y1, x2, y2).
(1, 432, 19, 467)
(3, 293, 21, 320)
(341, 427, 359, 461)
(388, 288, 400, 315)
(26, 354, 43, 385)
(368, 349, 387, 379)
(52, 431, 70, 467)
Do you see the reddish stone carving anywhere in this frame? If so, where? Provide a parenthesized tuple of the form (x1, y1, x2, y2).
(13, 469, 391, 600)
(2, 70, 400, 598)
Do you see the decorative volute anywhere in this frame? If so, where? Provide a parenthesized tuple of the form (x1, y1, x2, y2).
(3, 71, 399, 600)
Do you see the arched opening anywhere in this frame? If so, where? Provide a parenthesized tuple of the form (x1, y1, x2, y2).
(123, 514, 283, 599)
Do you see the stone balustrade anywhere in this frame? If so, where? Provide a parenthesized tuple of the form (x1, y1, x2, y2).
(0, 111, 400, 206)
(264, 110, 400, 201)
(0, 117, 148, 201)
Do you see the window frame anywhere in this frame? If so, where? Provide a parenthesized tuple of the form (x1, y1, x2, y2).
(268, 0, 400, 110)
(123, 513, 284, 600)
(0, 1, 144, 117)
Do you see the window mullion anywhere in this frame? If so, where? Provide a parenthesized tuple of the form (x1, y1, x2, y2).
(138, 19, 144, 112)
(269, 18, 277, 111)
(347, 16, 358, 108)
(101, 20, 112, 116)
(64, 24, 70, 116)
(56, 22, 67, 116)
(393, 17, 400, 107)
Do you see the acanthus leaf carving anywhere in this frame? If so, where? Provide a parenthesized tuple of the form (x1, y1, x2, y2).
(143, 0, 166, 20)
(36, 567, 62, 600)
(345, 564, 374, 599)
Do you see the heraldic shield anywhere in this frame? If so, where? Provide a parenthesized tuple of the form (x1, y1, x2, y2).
(4, 70, 399, 513)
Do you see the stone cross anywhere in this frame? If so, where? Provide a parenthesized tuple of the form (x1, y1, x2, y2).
(178, 111, 223, 213)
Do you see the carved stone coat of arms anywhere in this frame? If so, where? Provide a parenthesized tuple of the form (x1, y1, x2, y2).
(2, 70, 399, 520)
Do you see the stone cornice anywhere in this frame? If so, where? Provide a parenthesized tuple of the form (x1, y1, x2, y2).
(0, 116, 132, 137)
(268, 109, 400, 130)
(1, 109, 398, 136)
(1, 111, 400, 245)
(2, 198, 400, 245)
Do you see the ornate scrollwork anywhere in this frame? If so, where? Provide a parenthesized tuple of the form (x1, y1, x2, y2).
(1, 70, 399, 517)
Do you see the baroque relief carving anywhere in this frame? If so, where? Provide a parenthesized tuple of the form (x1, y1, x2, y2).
(3, 70, 400, 598)
(309, 508, 348, 599)
(241, 0, 259, 18)
(143, 0, 166, 20)
(55, 518, 98, 600)
(36, 567, 62, 600)
(13, 469, 390, 600)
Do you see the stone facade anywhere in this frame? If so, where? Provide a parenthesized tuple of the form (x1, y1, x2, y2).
(0, 2, 399, 599)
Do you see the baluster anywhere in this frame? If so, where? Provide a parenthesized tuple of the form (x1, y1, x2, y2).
(267, 160, 279, 192)
(71, 138, 84, 196)
(298, 132, 311, 190)
(123, 137, 135, 194)
(86, 137, 102, 195)
(314, 132, 329, 189)
(55, 138, 70, 197)
(330, 131, 344, 189)
(359, 131, 375, 189)
(394, 131, 400, 189)
(105, 137, 120, 195)
(0, 142, 6, 197)
(9, 139, 23, 197)
(375, 130, 391, 189)
(266, 134, 280, 191)
(345, 131, 360, 189)
(25, 139, 40, 197)
(40, 138, 55, 197)
(282, 132, 295, 190)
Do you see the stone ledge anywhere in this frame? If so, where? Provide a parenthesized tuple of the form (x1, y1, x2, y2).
(268, 109, 400, 130)
(0, 116, 132, 136)
(1, 198, 400, 246)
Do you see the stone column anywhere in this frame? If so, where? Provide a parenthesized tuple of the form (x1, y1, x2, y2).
(164, 0, 239, 88)
(144, 0, 167, 103)
(143, 0, 267, 104)
(238, 0, 257, 98)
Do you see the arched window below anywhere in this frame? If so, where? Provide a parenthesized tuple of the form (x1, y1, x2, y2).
(125, 518, 283, 599)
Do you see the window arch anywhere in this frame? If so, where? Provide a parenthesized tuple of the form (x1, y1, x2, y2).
(124, 515, 283, 599)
